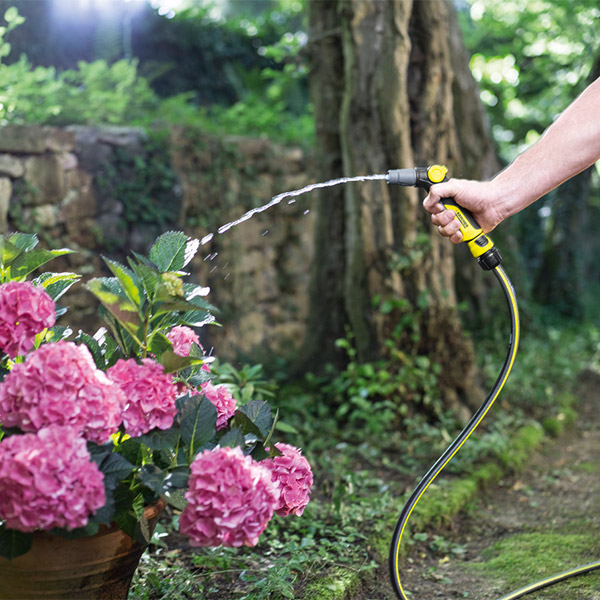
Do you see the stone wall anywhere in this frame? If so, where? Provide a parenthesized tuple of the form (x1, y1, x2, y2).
(0, 124, 315, 362)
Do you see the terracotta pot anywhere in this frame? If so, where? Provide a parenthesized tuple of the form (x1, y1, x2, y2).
(0, 500, 165, 600)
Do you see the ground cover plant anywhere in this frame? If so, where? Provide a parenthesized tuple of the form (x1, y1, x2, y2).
(128, 305, 599, 599)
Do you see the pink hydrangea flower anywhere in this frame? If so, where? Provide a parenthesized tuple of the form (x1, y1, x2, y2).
(0, 425, 106, 532)
(0, 281, 56, 358)
(200, 381, 236, 430)
(179, 446, 279, 547)
(107, 358, 178, 437)
(166, 326, 200, 357)
(264, 443, 313, 517)
(0, 341, 125, 444)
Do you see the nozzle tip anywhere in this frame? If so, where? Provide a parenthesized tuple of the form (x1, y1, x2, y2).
(387, 168, 417, 186)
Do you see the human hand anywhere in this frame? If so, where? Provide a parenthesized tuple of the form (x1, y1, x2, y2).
(423, 178, 505, 244)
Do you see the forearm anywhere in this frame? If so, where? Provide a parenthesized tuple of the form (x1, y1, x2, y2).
(492, 77, 600, 220)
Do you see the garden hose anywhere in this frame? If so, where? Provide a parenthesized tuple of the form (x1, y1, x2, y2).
(386, 165, 600, 599)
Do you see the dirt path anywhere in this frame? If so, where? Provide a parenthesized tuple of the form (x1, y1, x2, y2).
(359, 371, 600, 600)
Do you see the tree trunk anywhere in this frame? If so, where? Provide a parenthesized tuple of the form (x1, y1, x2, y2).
(306, 0, 499, 411)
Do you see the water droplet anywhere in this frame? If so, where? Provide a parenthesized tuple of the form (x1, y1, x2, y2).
(200, 233, 214, 245)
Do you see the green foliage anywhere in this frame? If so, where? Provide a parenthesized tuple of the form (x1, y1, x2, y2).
(0, 55, 159, 126)
(210, 360, 277, 406)
(321, 311, 442, 437)
(459, 0, 600, 161)
(0, 6, 313, 144)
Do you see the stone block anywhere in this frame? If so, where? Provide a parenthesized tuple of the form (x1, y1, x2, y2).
(23, 154, 65, 205)
(43, 127, 76, 152)
(0, 154, 24, 178)
(0, 125, 46, 154)
(0, 177, 10, 233)
(32, 204, 59, 228)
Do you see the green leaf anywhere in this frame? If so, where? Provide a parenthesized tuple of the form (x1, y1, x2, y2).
(9, 232, 38, 252)
(10, 247, 74, 278)
(165, 489, 187, 511)
(0, 237, 23, 269)
(74, 331, 105, 369)
(218, 427, 245, 449)
(232, 411, 264, 439)
(136, 426, 180, 451)
(176, 393, 217, 456)
(239, 400, 273, 438)
(159, 349, 204, 374)
(276, 420, 299, 434)
(33, 272, 80, 301)
(138, 464, 167, 495)
(85, 278, 141, 333)
(0, 525, 33, 560)
(153, 298, 207, 316)
(104, 258, 142, 307)
(128, 257, 160, 301)
(88, 443, 135, 489)
(149, 231, 199, 272)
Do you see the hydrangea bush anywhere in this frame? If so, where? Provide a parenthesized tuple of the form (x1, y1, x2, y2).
(0, 231, 312, 559)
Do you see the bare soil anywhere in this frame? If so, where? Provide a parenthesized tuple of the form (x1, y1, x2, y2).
(355, 371, 600, 600)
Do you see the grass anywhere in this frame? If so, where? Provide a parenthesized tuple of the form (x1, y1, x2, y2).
(469, 530, 600, 597)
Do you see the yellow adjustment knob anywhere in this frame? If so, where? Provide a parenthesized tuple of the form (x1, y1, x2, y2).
(427, 164, 448, 183)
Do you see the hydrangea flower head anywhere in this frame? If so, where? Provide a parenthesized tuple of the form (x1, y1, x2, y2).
(0, 281, 56, 358)
(264, 443, 313, 517)
(179, 446, 279, 547)
(166, 325, 200, 357)
(200, 381, 236, 430)
(0, 341, 125, 443)
(0, 425, 106, 532)
(107, 358, 178, 437)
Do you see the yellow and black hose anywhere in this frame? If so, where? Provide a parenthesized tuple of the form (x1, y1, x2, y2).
(387, 165, 600, 599)
(389, 263, 520, 600)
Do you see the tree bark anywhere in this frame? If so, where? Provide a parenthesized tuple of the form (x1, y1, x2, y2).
(306, 0, 500, 411)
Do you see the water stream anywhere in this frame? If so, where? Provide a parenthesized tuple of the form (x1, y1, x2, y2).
(199, 174, 387, 246)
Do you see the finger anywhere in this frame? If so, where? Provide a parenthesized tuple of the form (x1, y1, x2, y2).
(449, 230, 464, 244)
(431, 210, 456, 227)
(436, 218, 461, 239)
(423, 194, 445, 214)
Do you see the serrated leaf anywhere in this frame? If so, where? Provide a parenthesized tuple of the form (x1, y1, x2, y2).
(218, 427, 245, 449)
(233, 410, 264, 438)
(0, 525, 33, 560)
(9, 232, 38, 252)
(33, 272, 80, 301)
(10, 247, 74, 278)
(74, 331, 106, 369)
(149, 231, 199, 272)
(165, 489, 187, 511)
(178, 309, 217, 328)
(0, 237, 23, 268)
(239, 400, 273, 438)
(138, 464, 166, 495)
(85, 278, 141, 333)
(136, 426, 180, 451)
(104, 258, 142, 307)
(176, 394, 217, 455)
(128, 257, 160, 301)
(88, 443, 135, 489)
